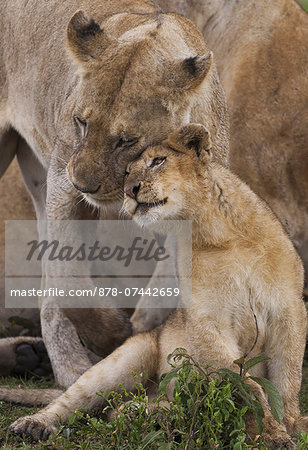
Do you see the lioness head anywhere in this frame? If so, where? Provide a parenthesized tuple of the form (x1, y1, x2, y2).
(61, 7, 228, 209)
(123, 123, 212, 225)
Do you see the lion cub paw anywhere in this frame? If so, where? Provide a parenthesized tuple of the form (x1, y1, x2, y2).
(295, 415, 308, 433)
(9, 414, 57, 441)
(262, 430, 296, 450)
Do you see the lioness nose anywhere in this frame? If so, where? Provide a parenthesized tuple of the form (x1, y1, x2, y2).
(72, 182, 101, 194)
(125, 183, 140, 200)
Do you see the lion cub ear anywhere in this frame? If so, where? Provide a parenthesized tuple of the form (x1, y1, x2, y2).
(166, 124, 212, 163)
(67, 10, 113, 63)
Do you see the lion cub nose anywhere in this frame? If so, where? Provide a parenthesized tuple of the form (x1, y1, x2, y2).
(125, 183, 141, 200)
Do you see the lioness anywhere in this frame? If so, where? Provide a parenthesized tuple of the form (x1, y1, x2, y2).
(159, 0, 308, 290)
(0, 0, 229, 385)
(4, 124, 307, 448)
(0, 159, 38, 338)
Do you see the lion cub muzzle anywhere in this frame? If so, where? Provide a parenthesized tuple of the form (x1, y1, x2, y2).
(124, 174, 168, 216)
(123, 123, 212, 221)
(125, 183, 140, 200)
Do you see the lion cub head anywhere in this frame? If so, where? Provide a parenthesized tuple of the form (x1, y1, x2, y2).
(123, 124, 212, 225)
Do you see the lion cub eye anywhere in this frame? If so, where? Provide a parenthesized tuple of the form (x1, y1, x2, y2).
(74, 116, 88, 137)
(149, 157, 166, 168)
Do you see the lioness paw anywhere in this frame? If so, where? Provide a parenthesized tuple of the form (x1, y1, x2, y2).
(14, 341, 52, 377)
(9, 415, 57, 441)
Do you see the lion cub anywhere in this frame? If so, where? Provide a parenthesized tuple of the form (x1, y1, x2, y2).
(6, 124, 307, 447)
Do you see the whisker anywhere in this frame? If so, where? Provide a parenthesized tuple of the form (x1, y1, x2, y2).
(75, 195, 86, 207)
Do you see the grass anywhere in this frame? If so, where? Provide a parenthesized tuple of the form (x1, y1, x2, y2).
(0, 377, 56, 449)
(0, 349, 308, 449)
(298, 0, 308, 13)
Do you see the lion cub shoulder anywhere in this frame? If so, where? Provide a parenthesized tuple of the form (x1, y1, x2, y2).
(124, 123, 304, 298)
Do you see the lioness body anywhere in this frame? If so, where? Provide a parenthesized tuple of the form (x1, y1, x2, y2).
(0, 0, 229, 385)
(5, 125, 307, 447)
(159, 0, 308, 284)
(0, 158, 38, 338)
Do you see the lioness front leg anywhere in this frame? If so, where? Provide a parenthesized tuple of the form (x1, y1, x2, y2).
(16, 148, 94, 386)
(39, 163, 132, 387)
(131, 234, 179, 333)
(9, 332, 158, 441)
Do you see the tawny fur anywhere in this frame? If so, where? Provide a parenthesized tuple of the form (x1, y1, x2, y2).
(1, 0, 307, 383)
(2, 124, 306, 448)
(158, 0, 308, 291)
(0, 0, 229, 385)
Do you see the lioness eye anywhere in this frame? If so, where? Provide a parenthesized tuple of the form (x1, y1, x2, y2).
(74, 117, 87, 137)
(150, 157, 166, 168)
(115, 137, 139, 150)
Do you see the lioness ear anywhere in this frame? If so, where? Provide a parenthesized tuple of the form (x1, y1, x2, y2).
(166, 124, 212, 162)
(67, 10, 112, 63)
(166, 52, 213, 91)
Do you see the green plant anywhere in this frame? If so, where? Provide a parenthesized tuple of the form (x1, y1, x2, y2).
(2, 350, 308, 448)
(53, 348, 286, 449)
(297, 431, 308, 449)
